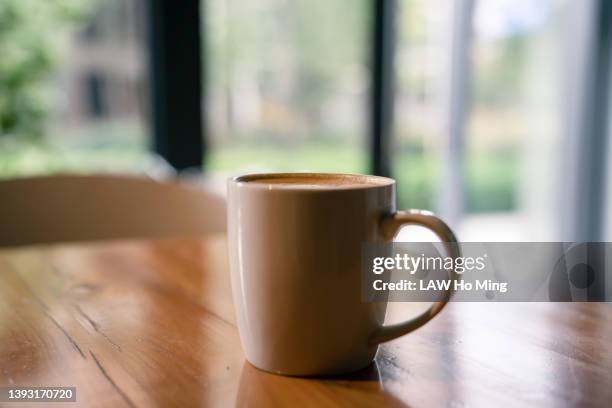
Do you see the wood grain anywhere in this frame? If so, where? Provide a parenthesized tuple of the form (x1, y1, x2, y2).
(0, 236, 610, 407)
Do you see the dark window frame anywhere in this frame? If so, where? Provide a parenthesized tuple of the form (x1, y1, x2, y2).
(146, 0, 205, 171)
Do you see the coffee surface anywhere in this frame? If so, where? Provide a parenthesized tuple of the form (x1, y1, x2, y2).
(242, 174, 391, 189)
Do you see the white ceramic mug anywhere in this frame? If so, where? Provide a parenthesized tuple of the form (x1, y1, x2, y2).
(227, 173, 460, 376)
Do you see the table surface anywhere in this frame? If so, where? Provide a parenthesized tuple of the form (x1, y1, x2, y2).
(0, 235, 611, 408)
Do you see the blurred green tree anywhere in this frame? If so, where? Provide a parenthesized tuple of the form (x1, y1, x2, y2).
(206, 0, 367, 142)
(0, 0, 89, 140)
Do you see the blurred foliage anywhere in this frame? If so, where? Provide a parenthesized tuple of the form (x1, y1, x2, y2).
(0, 121, 147, 176)
(398, 0, 428, 44)
(208, 141, 517, 212)
(472, 34, 528, 106)
(393, 144, 517, 212)
(0, 0, 521, 214)
(207, 140, 366, 174)
(207, 0, 367, 140)
(0, 0, 90, 140)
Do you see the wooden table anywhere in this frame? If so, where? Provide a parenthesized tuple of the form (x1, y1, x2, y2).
(0, 235, 611, 407)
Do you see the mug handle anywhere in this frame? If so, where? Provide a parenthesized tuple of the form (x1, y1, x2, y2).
(370, 209, 461, 345)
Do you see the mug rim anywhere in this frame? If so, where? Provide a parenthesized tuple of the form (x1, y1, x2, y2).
(229, 172, 395, 191)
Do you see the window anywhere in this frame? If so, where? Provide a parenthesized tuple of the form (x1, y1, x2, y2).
(393, 0, 604, 242)
(2, 0, 610, 242)
(205, 0, 369, 174)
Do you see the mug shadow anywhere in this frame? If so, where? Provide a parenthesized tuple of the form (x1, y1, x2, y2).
(235, 360, 411, 407)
